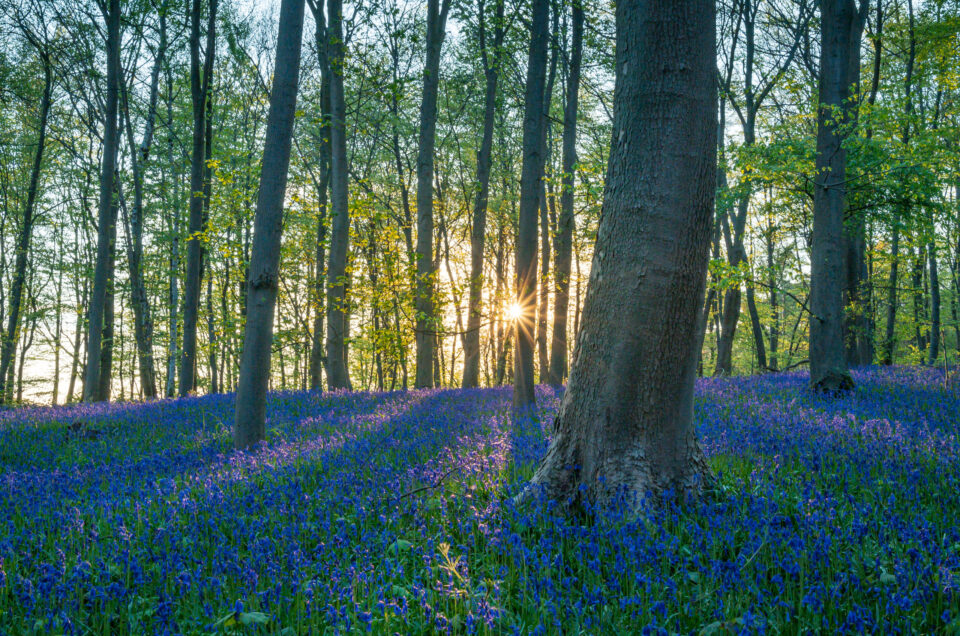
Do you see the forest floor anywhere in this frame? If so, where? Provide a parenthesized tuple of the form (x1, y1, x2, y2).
(0, 367, 958, 633)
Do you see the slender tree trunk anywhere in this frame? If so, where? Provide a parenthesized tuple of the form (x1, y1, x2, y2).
(325, 0, 352, 390)
(119, 16, 165, 399)
(0, 56, 50, 403)
(97, 189, 119, 402)
(513, 0, 549, 409)
(928, 240, 941, 364)
(414, 0, 452, 388)
(462, 0, 505, 388)
(809, 0, 865, 392)
(548, 0, 583, 386)
(536, 6, 559, 384)
(84, 0, 121, 402)
(234, 0, 306, 449)
(180, 0, 218, 396)
(882, 0, 912, 366)
(529, 0, 716, 509)
(308, 0, 332, 391)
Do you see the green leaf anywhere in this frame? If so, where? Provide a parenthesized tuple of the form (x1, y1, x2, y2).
(238, 611, 270, 626)
(387, 539, 413, 556)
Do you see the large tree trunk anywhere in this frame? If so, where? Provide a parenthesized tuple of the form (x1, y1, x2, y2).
(414, 0, 452, 388)
(513, 0, 549, 409)
(234, 0, 306, 449)
(808, 0, 866, 393)
(548, 0, 584, 386)
(325, 0, 352, 390)
(84, 0, 121, 403)
(97, 189, 119, 402)
(0, 54, 50, 403)
(462, 0, 505, 389)
(529, 0, 716, 509)
(179, 0, 218, 396)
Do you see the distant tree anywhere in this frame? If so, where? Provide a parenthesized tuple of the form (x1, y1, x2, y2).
(83, 0, 121, 403)
(324, 0, 352, 390)
(180, 0, 219, 396)
(529, 0, 716, 508)
(513, 0, 549, 410)
(234, 0, 307, 449)
(0, 1, 53, 404)
(414, 0, 452, 389)
(548, 0, 584, 385)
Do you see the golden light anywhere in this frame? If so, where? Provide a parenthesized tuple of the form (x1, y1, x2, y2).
(506, 302, 524, 322)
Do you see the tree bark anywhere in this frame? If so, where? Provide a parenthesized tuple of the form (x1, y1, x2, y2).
(325, 0, 352, 390)
(307, 0, 332, 391)
(808, 0, 866, 392)
(180, 0, 218, 396)
(414, 0, 452, 388)
(462, 0, 505, 388)
(119, 13, 165, 399)
(512, 0, 550, 410)
(529, 0, 716, 509)
(84, 0, 121, 403)
(234, 0, 306, 449)
(548, 0, 583, 386)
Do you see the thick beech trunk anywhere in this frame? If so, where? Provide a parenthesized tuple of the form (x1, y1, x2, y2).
(234, 0, 306, 449)
(809, 0, 866, 392)
(529, 0, 716, 509)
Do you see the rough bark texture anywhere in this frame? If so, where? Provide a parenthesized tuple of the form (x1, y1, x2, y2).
(83, 0, 120, 403)
(548, 0, 583, 386)
(529, 0, 716, 510)
(462, 0, 504, 389)
(325, 0, 352, 390)
(180, 0, 218, 396)
(513, 0, 549, 410)
(234, 0, 306, 449)
(414, 0, 452, 389)
(0, 53, 50, 404)
(809, 0, 865, 393)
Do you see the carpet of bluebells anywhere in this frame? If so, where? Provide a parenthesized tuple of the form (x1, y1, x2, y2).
(1, 367, 960, 634)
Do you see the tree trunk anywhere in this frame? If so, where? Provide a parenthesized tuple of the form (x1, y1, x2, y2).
(548, 0, 583, 386)
(808, 0, 865, 393)
(119, 15, 165, 399)
(536, 6, 559, 384)
(83, 0, 121, 402)
(308, 0, 332, 391)
(928, 240, 941, 364)
(882, 0, 912, 366)
(180, 0, 218, 396)
(414, 0, 452, 388)
(234, 0, 306, 449)
(0, 54, 50, 404)
(462, 0, 505, 388)
(325, 0, 352, 390)
(529, 0, 716, 509)
(513, 0, 549, 410)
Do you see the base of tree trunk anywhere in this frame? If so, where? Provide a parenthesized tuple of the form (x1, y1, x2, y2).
(524, 422, 712, 514)
(810, 369, 855, 394)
